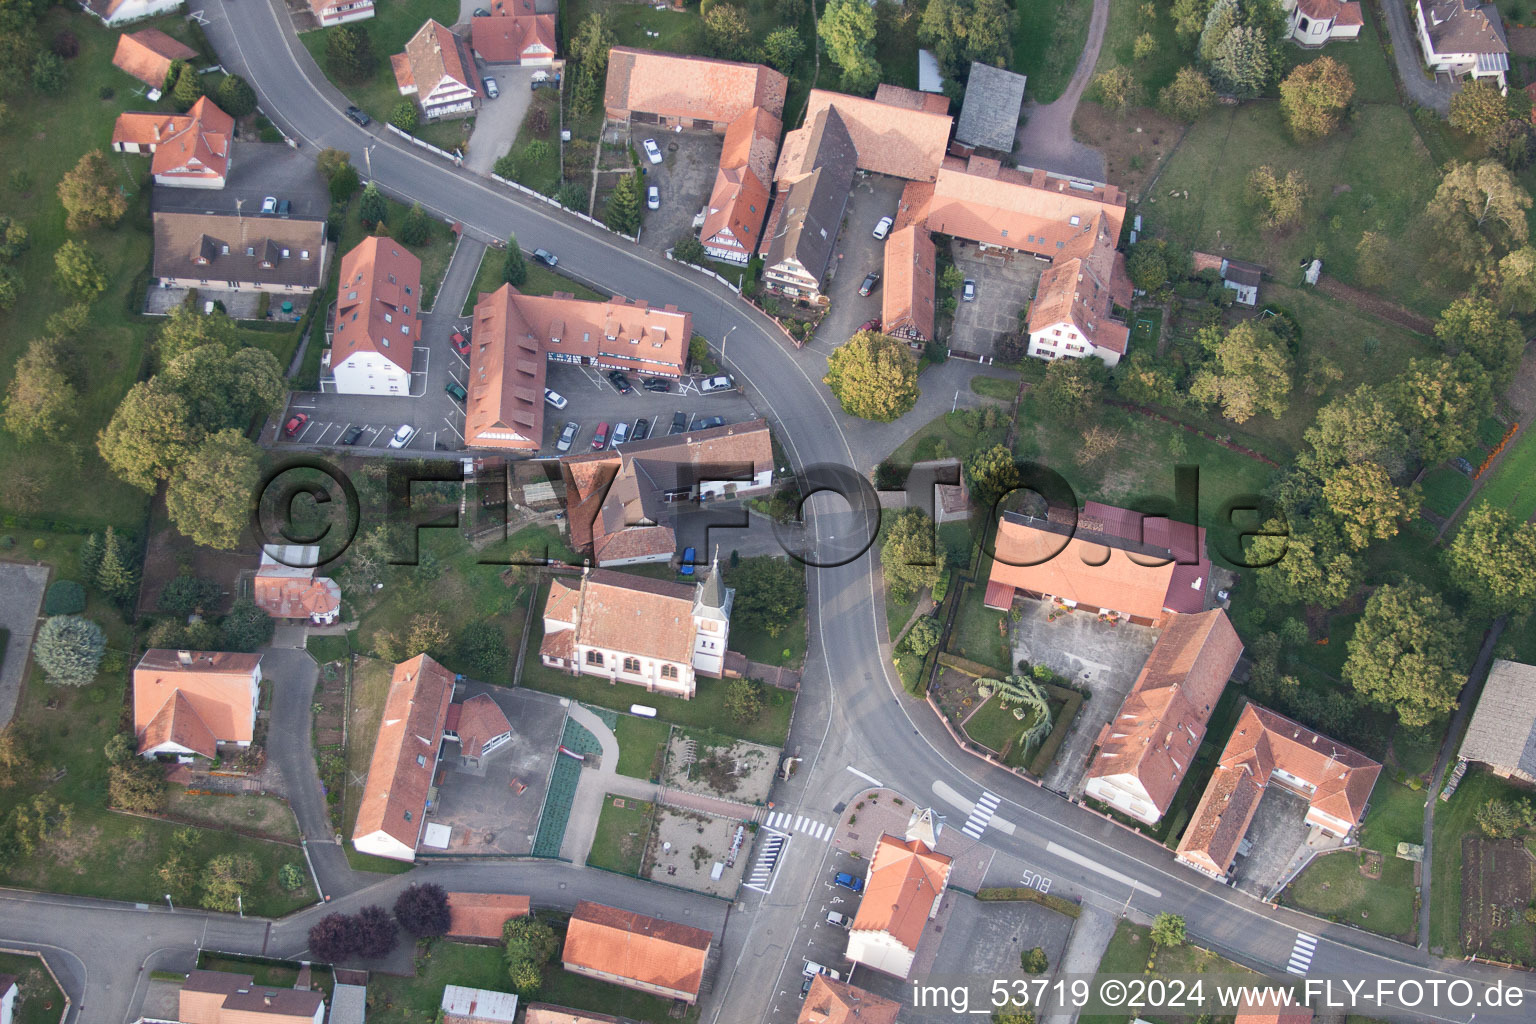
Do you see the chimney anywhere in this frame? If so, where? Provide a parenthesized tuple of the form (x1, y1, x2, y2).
(177, 650, 193, 665)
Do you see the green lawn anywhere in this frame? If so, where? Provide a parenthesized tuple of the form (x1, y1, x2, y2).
(535, 949, 699, 1023)
(1130, 307, 1163, 350)
(1018, 0, 1096, 103)
(960, 693, 1043, 768)
(614, 716, 671, 780)
(460, 245, 609, 316)
(1283, 780, 1423, 942)
(497, 88, 565, 196)
(888, 407, 1010, 468)
(165, 790, 301, 843)
(1280, 3, 1396, 105)
(586, 794, 655, 875)
(947, 573, 1010, 672)
(306, 633, 353, 665)
(1430, 770, 1532, 954)
(969, 374, 1019, 401)
(1420, 466, 1473, 518)
(1090, 0, 1182, 100)
(361, 940, 508, 1023)
(0, 953, 66, 1024)
(1472, 425, 1536, 523)
(1081, 920, 1264, 1023)
(341, 656, 395, 846)
(198, 954, 335, 999)
(338, 191, 460, 311)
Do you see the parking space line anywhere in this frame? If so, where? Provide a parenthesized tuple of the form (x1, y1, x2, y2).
(296, 419, 323, 442)
(442, 417, 464, 441)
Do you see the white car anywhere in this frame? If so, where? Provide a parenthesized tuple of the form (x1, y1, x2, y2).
(387, 424, 416, 449)
(872, 215, 893, 239)
(962, 279, 976, 302)
(610, 421, 630, 447)
(261, 196, 277, 214)
(483, 77, 499, 99)
(544, 388, 568, 410)
(647, 185, 659, 210)
(802, 961, 841, 981)
(700, 375, 734, 393)
(555, 420, 579, 452)
(825, 911, 849, 928)
(643, 138, 662, 164)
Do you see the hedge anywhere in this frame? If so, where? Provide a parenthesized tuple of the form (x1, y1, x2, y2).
(976, 886, 1082, 919)
(1027, 682, 1085, 778)
(937, 652, 1002, 678)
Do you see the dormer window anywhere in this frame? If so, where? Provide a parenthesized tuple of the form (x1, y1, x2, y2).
(1070, 215, 1080, 226)
(401, 325, 409, 334)
(301, 250, 311, 260)
(384, 313, 393, 323)
(388, 273, 397, 284)
(405, 285, 412, 295)
(381, 337, 390, 347)
(348, 290, 358, 300)
(246, 246, 255, 256)
(281, 248, 290, 258)
(221, 245, 230, 254)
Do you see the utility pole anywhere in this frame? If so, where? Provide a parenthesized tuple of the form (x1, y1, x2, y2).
(721, 325, 737, 367)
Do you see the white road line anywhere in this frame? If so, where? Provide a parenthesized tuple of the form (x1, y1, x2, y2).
(793, 816, 805, 832)
(845, 766, 883, 787)
(931, 780, 1017, 836)
(1044, 841, 1163, 897)
(442, 416, 464, 441)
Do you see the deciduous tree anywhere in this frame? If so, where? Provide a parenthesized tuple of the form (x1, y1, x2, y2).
(1094, 66, 1141, 113)
(97, 378, 196, 490)
(1446, 504, 1536, 617)
(1433, 295, 1525, 390)
(454, 621, 508, 680)
(1320, 462, 1409, 550)
(1151, 912, 1186, 948)
(394, 882, 452, 937)
(725, 678, 765, 722)
(325, 25, 375, 84)
(1344, 582, 1464, 728)
(1250, 519, 1361, 610)
(390, 98, 418, 134)
(763, 26, 804, 74)
(57, 150, 126, 231)
(703, 3, 751, 60)
(1391, 355, 1489, 463)
(54, 240, 106, 300)
(158, 574, 222, 616)
(222, 598, 274, 652)
(200, 853, 257, 912)
(1491, 245, 1536, 312)
(964, 443, 1022, 511)
(882, 508, 943, 598)
(32, 615, 105, 686)
(157, 304, 237, 363)
(1487, 118, 1536, 170)
(166, 429, 261, 550)
(1158, 66, 1216, 122)
(163, 343, 284, 433)
(919, 0, 1013, 82)
(1172, 0, 1216, 37)
(824, 331, 920, 421)
(904, 616, 942, 656)
(1354, 231, 1392, 288)
(1301, 384, 1409, 475)
(1425, 160, 1530, 273)
(1245, 165, 1310, 230)
(108, 759, 166, 812)
(1188, 320, 1294, 422)
(30, 49, 63, 95)
(354, 905, 399, 959)
(307, 913, 358, 963)
(3, 337, 73, 442)
(1036, 357, 1104, 420)
(726, 556, 805, 637)
(1449, 80, 1509, 141)
(820, 0, 880, 94)
(1279, 57, 1353, 141)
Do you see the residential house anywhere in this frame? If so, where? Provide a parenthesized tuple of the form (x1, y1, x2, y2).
(112, 28, 197, 88)
(778, 89, 952, 183)
(954, 62, 1028, 154)
(1282, 0, 1363, 44)
(330, 236, 421, 396)
(524, 1007, 620, 1024)
(1456, 659, 1536, 784)
(251, 545, 341, 626)
(1084, 610, 1244, 824)
(985, 502, 1212, 627)
(440, 986, 517, 1024)
(1235, 998, 1315, 1024)
(759, 106, 858, 302)
(1192, 252, 1264, 306)
(1415, 0, 1509, 91)
(845, 835, 952, 979)
(133, 650, 263, 760)
(464, 284, 691, 450)
(797, 976, 900, 1024)
(562, 901, 713, 1004)
(916, 156, 1127, 259)
(881, 224, 936, 345)
(603, 47, 787, 127)
(328, 983, 367, 1024)
(177, 970, 325, 1024)
(700, 106, 781, 264)
(560, 418, 775, 566)
(1176, 704, 1382, 881)
(471, 1, 556, 64)
(446, 892, 531, 944)
(444, 693, 513, 764)
(539, 562, 733, 698)
(394, 20, 481, 121)
(112, 97, 235, 189)
(84, 0, 183, 26)
(309, 0, 374, 27)
(1025, 222, 1131, 367)
(0, 974, 15, 1024)
(351, 654, 457, 862)
(153, 212, 326, 296)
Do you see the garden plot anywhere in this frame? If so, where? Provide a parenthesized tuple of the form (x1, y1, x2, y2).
(1460, 835, 1536, 965)
(646, 804, 750, 898)
(663, 731, 776, 804)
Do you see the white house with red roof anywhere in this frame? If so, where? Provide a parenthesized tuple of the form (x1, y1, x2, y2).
(844, 834, 952, 978)
(394, 20, 481, 121)
(111, 97, 235, 189)
(1282, 0, 1363, 45)
(329, 236, 420, 396)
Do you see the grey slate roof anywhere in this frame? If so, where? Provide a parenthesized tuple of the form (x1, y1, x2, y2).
(1459, 659, 1536, 778)
(1221, 258, 1263, 288)
(955, 62, 1027, 152)
(153, 211, 326, 289)
(330, 982, 367, 1024)
(1419, 0, 1509, 58)
(762, 107, 857, 281)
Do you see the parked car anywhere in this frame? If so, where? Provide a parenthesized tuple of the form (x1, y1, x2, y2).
(858, 317, 881, 332)
(802, 962, 841, 981)
(680, 546, 696, 576)
(694, 415, 725, 430)
(1453, 456, 1476, 476)
(339, 424, 364, 445)
(345, 105, 371, 126)
(670, 410, 688, 434)
(647, 185, 659, 210)
(607, 370, 633, 394)
(277, 199, 290, 217)
(700, 375, 734, 393)
(632, 417, 650, 441)
(591, 422, 609, 450)
(800, 977, 813, 997)
(858, 271, 880, 296)
(445, 380, 468, 401)
(483, 77, 499, 99)
(872, 215, 893, 239)
(473, 7, 490, 15)
(387, 424, 416, 449)
(556, 420, 579, 453)
(611, 420, 631, 447)
(453, 332, 470, 356)
(833, 872, 864, 893)
(643, 377, 671, 393)
(261, 196, 277, 214)
(643, 138, 663, 164)
(283, 413, 308, 438)
(533, 248, 558, 266)
(544, 388, 568, 409)
(962, 279, 976, 302)
(825, 911, 849, 928)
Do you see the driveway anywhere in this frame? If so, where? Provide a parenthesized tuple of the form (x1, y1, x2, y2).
(633, 128, 723, 254)
(1012, 0, 1109, 181)
(1379, 0, 1457, 113)
(0, 562, 47, 729)
(949, 241, 1043, 357)
(807, 174, 908, 349)
(465, 65, 540, 175)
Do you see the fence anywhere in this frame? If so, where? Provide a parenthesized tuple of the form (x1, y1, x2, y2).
(386, 122, 464, 167)
(0, 945, 69, 1024)
(486, 170, 639, 244)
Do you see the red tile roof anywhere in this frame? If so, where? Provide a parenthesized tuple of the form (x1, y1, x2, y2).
(881, 225, 936, 343)
(562, 900, 713, 1001)
(1296, 0, 1361, 26)
(398, 19, 478, 99)
(334, 236, 423, 373)
(920, 156, 1127, 253)
(113, 96, 235, 184)
(848, 835, 951, 952)
(701, 106, 781, 258)
(446, 892, 530, 941)
(112, 29, 196, 87)
(797, 976, 901, 1024)
(134, 650, 261, 756)
(1234, 998, 1316, 1024)
(452, 693, 512, 758)
(604, 47, 787, 124)
(252, 575, 341, 620)
(140, 689, 219, 759)
(352, 655, 456, 854)
(780, 90, 952, 182)
(1027, 226, 1131, 356)
(180, 969, 324, 1024)
(874, 83, 950, 115)
(471, 12, 556, 63)
(541, 569, 706, 666)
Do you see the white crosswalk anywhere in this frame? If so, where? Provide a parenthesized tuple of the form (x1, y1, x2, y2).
(1286, 932, 1317, 976)
(761, 810, 833, 841)
(744, 830, 786, 894)
(961, 791, 1000, 839)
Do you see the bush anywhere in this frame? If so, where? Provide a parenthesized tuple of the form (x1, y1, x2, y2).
(158, 574, 222, 616)
(43, 580, 86, 615)
(975, 886, 1081, 919)
(278, 863, 306, 891)
(32, 615, 106, 686)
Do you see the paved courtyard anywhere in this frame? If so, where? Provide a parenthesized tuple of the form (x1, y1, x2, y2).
(807, 174, 909, 351)
(0, 562, 48, 729)
(633, 127, 723, 253)
(1229, 784, 1318, 898)
(949, 242, 1042, 357)
(465, 65, 542, 175)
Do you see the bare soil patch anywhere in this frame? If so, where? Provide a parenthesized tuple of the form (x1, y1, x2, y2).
(645, 804, 748, 898)
(1460, 835, 1536, 964)
(1071, 101, 1184, 201)
(1360, 849, 1383, 880)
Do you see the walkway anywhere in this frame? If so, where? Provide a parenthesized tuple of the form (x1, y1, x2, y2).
(1012, 0, 1110, 181)
(1379, 0, 1457, 113)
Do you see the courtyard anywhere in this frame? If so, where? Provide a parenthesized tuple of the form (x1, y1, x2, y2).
(633, 126, 723, 254)
(948, 241, 1043, 358)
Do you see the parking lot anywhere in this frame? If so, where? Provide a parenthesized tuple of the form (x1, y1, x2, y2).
(761, 845, 867, 1024)
(949, 242, 1043, 357)
(632, 127, 723, 254)
(536, 361, 759, 453)
(808, 174, 910, 349)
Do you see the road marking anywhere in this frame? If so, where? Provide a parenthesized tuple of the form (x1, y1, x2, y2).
(931, 780, 1016, 835)
(1043, 841, 1162, 898)
(744, 828, 788, 894)
(961, 790, 1000, 839)
(1286, 932, 1317, 976)
(442, 416, 465, 441)
(845, 766, 882, 787)
(793, 816, 805, 832)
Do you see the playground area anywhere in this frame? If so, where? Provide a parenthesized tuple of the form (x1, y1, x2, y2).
(646, 804, 752, 898)
(662, 731, 777, 804)
(531, 716, 604, 858)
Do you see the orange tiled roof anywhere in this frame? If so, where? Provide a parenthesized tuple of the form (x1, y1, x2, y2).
(605, 46, 787, 123)
(524, 1004, 620, 1024)
(881, 224, 936, 343)
(797, 976, 901, 1024)
(140, 689, 219, 759)
(452, 693, 512, 758)
(1087, 610, 1242, 816)
(922, 155, 1127, 253)
(334, 236, 422, 373)
(252, 575, 341, 620)
(113, 96, 234, 184)
(180, 969, 324, 1024)
(134, 650, 261, 755)
(849, 835, 951, 951)
(1234, 997, 1315, 1024)
(790, 89, 952, 182)
(701, 106, 780, 257)
(541, 569, 705, 666)
(1297, 0, 1362, 26)
(352, 655, 456, 852)
(1027, 224, 1131, 356)
(562, 900, 712, 999)
(112, 29, 196, 87)
(471, 11, 556, 63)
(400, 19, 478, 99)
(874, 83, 950, 116)
(446, 892, 530, 940)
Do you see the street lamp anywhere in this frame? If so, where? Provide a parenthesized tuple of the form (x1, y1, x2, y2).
(237, 893, 243, 919)
(165, 893, 174, 912)
(721, 325, 737, 368)
(364, 144, 377, 182)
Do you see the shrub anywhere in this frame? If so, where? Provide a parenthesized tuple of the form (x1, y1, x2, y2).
(279, 863, 306, 891)
(43, 580, 86, 615)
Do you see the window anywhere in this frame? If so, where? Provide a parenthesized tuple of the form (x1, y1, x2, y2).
(405, 285, 412, 295)
(661, 665, 678, 680)
(585, 650, 604, 666)
(401, 325, 409, 334)
(301, 250, 310, 260)
(404, 809, 412, 821)
(1053, 329, 1061, 336)
(417, 754, 426, 766)
(1069, 215, 1080, 226)
(384, 313, 393, 323)
(623, 656, 640, 673)
(245, 246, 255, 256)
(1000, 229, 1008, 238)
(1298, 16, 1311, 31)
(403, 306, 410, 314)
(221, 245, 230, 255)
(348, 291, 358, 300)
(281, 248, 290, 258)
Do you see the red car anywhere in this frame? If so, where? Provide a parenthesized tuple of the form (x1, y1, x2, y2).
(452, 332, 470, 356)
(591, 422, 609, 450)
(859, 318, 881, 332)
(283, 413, 308, 438)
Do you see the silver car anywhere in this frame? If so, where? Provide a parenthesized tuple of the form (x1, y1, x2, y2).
(555, 421, 579, 452)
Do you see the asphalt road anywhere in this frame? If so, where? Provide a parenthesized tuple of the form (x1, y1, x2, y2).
(9, 3, 1525, 1022)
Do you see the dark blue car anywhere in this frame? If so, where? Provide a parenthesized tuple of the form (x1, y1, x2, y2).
(833, 872, 864, 893)
(680, 546, 696, 575)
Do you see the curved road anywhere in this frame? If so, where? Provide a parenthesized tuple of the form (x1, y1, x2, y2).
(6, 3, 1525, 1022)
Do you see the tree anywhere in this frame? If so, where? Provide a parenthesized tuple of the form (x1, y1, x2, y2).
(171, 62, 202, 110)
(1245, 165, 1310, 230)
(330, 164, 360, 205)
(1491, 245, 1536, 312)
(0, 727, 31, 788)
(223, 598, 274, 652)
(725, 678, 765, 722)
(95, 526, 139, 607)
(389, 96, 419, 133)
(0, 216, 28, 261)
(163, 344, 284, 432)
(604, 173, 642, 235)
(353, 905, 399, 959)
(166, 430, 261, 550)
(398, 202, 430, 245)
(97, 380, 196, 490)
(359, 182, 387, 227)
(214, 73, 256, 117)
(504, 915, 559, 989)
(919, 0, 1013, 82)
(103, 732, 135, 765)
(904, 616, 942, 656)
(159, 574, 224, 617)
(1251, 520, 1361, 610)
(673, 236, 707, 265)
(3, 337, 74, 443)
(1159, 66, 1217, 122)
(824, 331, 920, 421)
(1188, 320, 1294, 423)
(317, 147, 352, 182)
(1094, 66, 1141, 113)
(507, 959, 542, 997)
(147, 617, 225, 651)
(1487, 119, 1536, 170)
(1173, 0, 1216, 37)
(1114, 350, 1184, 408)
(51, 29, 78, 59)
(727, 556, 805, 637)
(31, 615, 105, 686)
(1205, 24, 1276, 98)
(1344, 582, 1465, 728)
(763, 26, 804, 73)
(325, 25, 375, 84)
(57, 150, 126, 232)
(308, 913, 358, 963)
(30, 49, 63, 95)
(1434, 295, 1525, 390)
(0, 264, 16, 311)
(44, 580, 86, 615)
(882, 508, 943, 598)
(1036, 358, 1103, 420)
(394, 882, 452, 937)
(1449, 80, 1509, 141)
(1151, 912, 1186, 948)
(1321, 462, 1408, 549)
(1446, 504, 1536, 617)
(502, 234, 527, 285)
(1354, 231, 1392, 288)
(1391, 355, 1489, 462)
(1302, 384, 1410, 476)
(1076, 424, 1122, 467)
(702, 3, 751, 60)
(1127, 238, 1186, 294)
(1279, 57, 1353, 141)
(157, 304, 238, 363)
(1474, 798, 1531, 838)
(455, 621, 508, 679)
(1424, 160, 1530, 273)
(820, 0, 880, 94)
(964, 443, 1022, 510)
(1021, 947, 1049, 974)
(989, 674, 1053, 748)
(54, 240, 106, 301)
(200, 853, 257, 912)
(108, 759, 166, 812)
